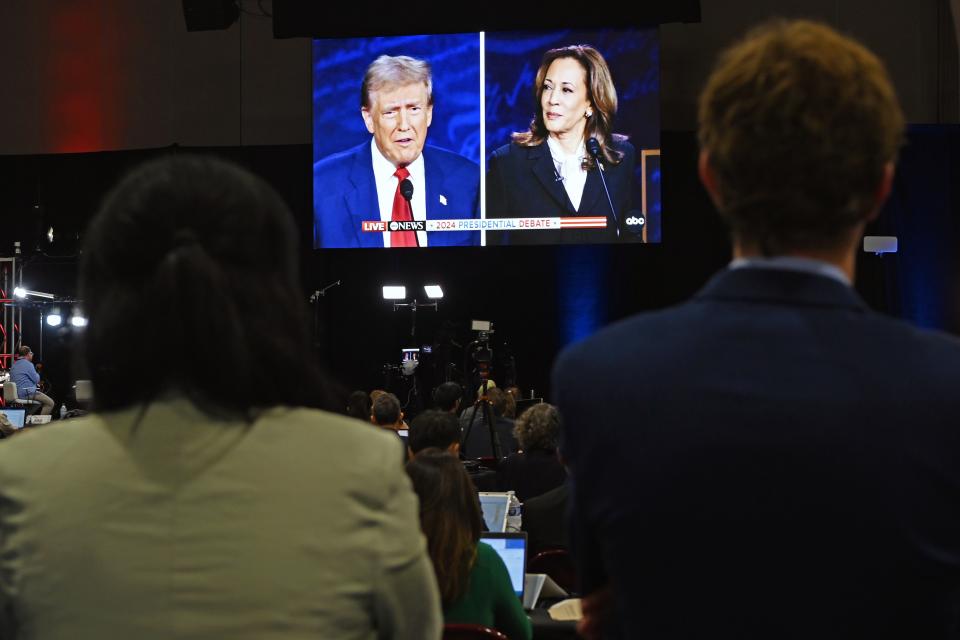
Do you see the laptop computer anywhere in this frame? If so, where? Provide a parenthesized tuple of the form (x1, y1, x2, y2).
(0, 407, 26, 429)
(478, 492, 511, 532)
(480, 531, 528, 599)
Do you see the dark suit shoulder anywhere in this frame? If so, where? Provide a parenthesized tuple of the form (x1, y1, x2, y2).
(487, 142, 543, 185)
(490, 141, 518, 159)
(424, 145, 478, 174)
(313, 142, 367, 179)
(490, 138, 633, 165)
(524, 482, 568, 512)
(859, 308, 960, 364)
(490, 141, 535, 162)
(558, 277, 960, 392)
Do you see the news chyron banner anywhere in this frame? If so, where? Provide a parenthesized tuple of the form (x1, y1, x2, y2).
(312, 28, 661, 248)
(362, 217, 612, 234)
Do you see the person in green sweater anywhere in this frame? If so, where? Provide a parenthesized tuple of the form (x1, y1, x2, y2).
(406, 449, 533, 640)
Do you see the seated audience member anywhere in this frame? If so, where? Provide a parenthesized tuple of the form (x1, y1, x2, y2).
(432, 381, 462, 414)
(371, 392, 409, 457)
(371, 392, 405, 430)
(522, 483, 569, 558)
(409, 411, 498, 495)
(503, 386, 521, 419)
(409, 409, 460, 457)
(461, 387, 518, 458)
(345, 389, 371, 420)
(10, 345, 55, 416)
(496, 403, 566, 501)
(554, 20, 960, 639)
(458, 380, 497, 428)
(0, 155, 441, 639)
(406, 449, 532, 640)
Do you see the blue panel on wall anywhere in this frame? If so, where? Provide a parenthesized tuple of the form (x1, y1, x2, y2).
(884, 125, 960, 330)
(556, 244, 610, 346)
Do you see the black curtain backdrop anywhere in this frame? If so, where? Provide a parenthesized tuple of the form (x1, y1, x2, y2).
(2, 126, 957, 414)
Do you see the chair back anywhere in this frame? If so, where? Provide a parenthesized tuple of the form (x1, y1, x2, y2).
(2, 381, 16, 403)
(528, 548, 577, 594)
(443, 623, 509, 640)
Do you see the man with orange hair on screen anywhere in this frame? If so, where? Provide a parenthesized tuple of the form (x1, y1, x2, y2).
(314, 55, 479, 248)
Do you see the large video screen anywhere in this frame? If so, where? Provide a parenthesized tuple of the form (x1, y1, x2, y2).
(312, 29, 660, 249)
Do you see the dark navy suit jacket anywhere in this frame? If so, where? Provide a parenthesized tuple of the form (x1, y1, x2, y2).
(485, 139, 641, 245)
(313, 141, 480, 248)
(553, 267, 960, 638)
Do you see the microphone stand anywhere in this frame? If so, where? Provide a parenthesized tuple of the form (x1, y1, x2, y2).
(310, 280, 341, 351)
(587, 138, 621, 238)
(399, 178, 421, 248)
(310, 280, 341, 303)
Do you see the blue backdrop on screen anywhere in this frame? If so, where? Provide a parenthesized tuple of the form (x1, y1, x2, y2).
(484, 29, 661, 241)
(312, 34, 481, 164)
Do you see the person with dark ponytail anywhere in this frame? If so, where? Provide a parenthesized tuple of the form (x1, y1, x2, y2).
(406, 449, 532, 640)
(0, 155, 441, 639)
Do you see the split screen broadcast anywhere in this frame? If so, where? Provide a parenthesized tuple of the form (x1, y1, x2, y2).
(312, 29, 661, 249)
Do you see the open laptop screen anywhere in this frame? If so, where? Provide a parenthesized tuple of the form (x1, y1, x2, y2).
(0, 407, 26, 428)
(478, 492, 510, 532)
(480, 532, 527, 598)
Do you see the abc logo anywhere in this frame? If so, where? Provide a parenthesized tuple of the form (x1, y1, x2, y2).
(389, 221, 399, 231)
(626, 216, 645, 226)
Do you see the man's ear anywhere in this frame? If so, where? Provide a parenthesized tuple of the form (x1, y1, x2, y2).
(361, 107, 375, 135)
(698, 150, 724, 211)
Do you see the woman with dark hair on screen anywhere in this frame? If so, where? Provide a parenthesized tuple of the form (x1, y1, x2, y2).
(406, 449, 532, 640)
(0, 155, 441, 639)
(487, 44, 637, 245)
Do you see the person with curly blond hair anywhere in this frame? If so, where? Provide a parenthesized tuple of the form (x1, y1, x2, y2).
(496, 403, 565, 501)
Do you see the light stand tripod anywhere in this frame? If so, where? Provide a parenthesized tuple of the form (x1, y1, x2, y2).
(309, 279, 340, 350)
(388, 299, 438, 416)
(392, 298, 438, 337)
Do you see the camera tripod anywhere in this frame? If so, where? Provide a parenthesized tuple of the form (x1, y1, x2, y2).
(461, 377, 504, 459)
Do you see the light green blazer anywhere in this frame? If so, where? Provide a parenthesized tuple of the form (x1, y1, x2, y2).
(0, 399, 441, 639)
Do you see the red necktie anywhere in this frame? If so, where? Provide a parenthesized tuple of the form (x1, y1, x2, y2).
(390, 167, 417, 248)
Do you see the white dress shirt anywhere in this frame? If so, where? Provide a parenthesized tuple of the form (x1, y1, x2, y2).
(371, 138, 427, 247)
(729, 256, 851, 286)
(547, 136, 588, 212)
